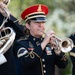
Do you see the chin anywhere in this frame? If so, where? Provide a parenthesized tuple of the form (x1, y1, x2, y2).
(35, 32, 43, 38)
(38, 33, 43, 36)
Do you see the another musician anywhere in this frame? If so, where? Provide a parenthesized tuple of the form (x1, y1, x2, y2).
(0, 0, 25, 75)
(13, 4, 68, 75)
(69, 34, 75, 75)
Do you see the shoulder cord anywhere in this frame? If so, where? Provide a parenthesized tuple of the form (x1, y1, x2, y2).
(25, 51, 44, 75)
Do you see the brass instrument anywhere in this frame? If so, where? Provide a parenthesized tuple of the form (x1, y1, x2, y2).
(53, 36, 74, 53)
(0, 0, 16, 54)
(0, 27, 16, 54)
(0, 0, 16, 65)
(41, 30, 74, 53)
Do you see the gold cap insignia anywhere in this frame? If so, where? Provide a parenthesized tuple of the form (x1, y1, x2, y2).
(37, 5, 42, 12)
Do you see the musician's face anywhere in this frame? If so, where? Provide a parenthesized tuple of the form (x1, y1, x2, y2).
(26, 20, 45, 38)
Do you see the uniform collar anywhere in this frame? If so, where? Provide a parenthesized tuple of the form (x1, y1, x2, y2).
(28, 35, 43, 43)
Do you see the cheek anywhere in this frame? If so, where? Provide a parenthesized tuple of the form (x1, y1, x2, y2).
(43, 25, 45, 30)
(30, 26, 37, 32)
(32, 25, 38, 30)
(44, 24, 46, 28)
(42, 25, 45, 30)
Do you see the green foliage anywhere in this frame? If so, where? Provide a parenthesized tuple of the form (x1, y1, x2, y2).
(61, 54, 72, 75)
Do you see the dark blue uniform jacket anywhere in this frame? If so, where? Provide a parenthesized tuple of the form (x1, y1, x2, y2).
(0, 13, 25, 75)
(69, 34, 75, 75)
(13, 35, 68, 75)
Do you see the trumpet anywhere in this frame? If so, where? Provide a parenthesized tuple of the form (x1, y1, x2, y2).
(40, 30, 74, 53)
(54, 37, 74, 53)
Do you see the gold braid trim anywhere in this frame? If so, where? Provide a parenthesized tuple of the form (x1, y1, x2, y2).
(25, 51, 44, 75)
(25, 51, 35, 58)
(70, 52, 75, 57)
(33, 52, 44, 75)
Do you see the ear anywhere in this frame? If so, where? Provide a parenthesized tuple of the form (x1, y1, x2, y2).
(26, 23, 30, 30)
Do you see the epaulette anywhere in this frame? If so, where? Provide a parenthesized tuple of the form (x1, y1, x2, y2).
(17, 36, 29, 42)
(13, 17, 22, 25)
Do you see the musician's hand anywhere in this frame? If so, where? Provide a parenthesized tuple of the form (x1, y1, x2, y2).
(45, 30, 55, 44)
(41, 30, 55, 50)
(54, 47, 62, 55)
(0, 2, 8, 17)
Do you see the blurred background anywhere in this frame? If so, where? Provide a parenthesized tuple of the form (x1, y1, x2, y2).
(8, 0, 75, 75)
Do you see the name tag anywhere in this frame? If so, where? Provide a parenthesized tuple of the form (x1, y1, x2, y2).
(0, 54, 7, 65)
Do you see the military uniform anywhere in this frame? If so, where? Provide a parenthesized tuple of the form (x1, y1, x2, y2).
(69, 33, 75, 75)
(13, 35, 68, 75)
(13, 4, 68, 75)
(0, 13, 25, 75)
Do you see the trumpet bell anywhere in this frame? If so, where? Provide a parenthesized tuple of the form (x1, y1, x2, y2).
(59, 38, 74, 53)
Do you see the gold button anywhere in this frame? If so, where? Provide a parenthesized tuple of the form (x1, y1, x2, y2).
(42, 59, 45, 62)
(43, 65, 45, 67)
(33, 38, 35, 41)
(43, 70, 46, 73)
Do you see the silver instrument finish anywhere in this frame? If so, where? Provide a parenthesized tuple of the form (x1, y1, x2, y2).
(0, 0, 16, 54)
